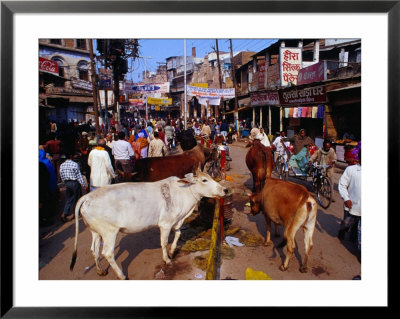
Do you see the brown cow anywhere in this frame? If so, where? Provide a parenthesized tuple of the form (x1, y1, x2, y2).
(130, 144, 212, 182)
(248, 178, 317, 273)
(245, 139, 274, 193)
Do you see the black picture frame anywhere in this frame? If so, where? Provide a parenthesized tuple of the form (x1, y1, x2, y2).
(1, 1, 395, 317)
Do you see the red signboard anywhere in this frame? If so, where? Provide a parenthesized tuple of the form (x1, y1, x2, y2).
(251, 91, 280, 106)
(297, 61, 327, 85)
(279, 85, 327, 105)
(39, 57, 58, 75)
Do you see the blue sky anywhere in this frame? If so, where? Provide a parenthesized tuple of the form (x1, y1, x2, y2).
(125, 38, 278, 83)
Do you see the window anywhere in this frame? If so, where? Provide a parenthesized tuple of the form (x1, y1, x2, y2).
(77, 61, 89, 81)
(51, 57, 66, 86)
(50, 39, 62, 45)
(76, 39, 87, 50)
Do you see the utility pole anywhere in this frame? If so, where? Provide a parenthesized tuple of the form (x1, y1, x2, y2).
(89, 39, 100, 135)
(215, 39, 223, 119)
(229, 39, 238, 131)
(184, 39, 187, 130)
(139, 56, 152, 120)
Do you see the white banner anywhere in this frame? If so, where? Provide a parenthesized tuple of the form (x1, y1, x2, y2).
(187, 85, 235, 99)
(280, 47, 302, 86)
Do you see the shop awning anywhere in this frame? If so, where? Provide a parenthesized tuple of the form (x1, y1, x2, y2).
(328, 83, 361, 92)
(225, 106, 252, 114)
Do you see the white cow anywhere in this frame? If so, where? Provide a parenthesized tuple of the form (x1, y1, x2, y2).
(70, 168, 228, 280)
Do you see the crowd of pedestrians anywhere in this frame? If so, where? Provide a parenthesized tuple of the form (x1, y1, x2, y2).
(39, 116, 361, 278)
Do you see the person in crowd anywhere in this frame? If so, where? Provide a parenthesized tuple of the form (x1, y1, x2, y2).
(148, 131, 168, 157)
(88, 138, 116, 192)
(164, 121, 175, 149)
(136, 132, 149, 158)
(309, 139, 337, 180)
(220, 120, 229, 137)
(338, 145, 361, 245)
(44, 132, 63, 183)
(209, 119, 216, 141)
(283, 128, 315, 173)
(39, 148, 58, 225)
(59, 150, 87, 222)
(156, 126, 166, 145)
(112, 131, 135, 174)
(193, 121, 201, 136)
(200, 120, 211, 139)
(106, 133, 114, 149)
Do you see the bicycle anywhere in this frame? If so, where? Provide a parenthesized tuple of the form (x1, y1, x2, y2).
(274, 152, 289, 181)
(310, 163, 333, 209)
(206, 144, 222, 181)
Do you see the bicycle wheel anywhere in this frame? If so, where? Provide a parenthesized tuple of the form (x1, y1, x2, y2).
(317, 176, 333, 209)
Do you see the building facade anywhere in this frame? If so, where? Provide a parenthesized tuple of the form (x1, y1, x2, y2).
(39, 39, 94, 133)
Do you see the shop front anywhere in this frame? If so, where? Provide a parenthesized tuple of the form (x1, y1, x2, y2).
(279, 85, 327, 142)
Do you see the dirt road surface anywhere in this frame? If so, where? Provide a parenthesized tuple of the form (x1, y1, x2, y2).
(39, 139, 360, 281)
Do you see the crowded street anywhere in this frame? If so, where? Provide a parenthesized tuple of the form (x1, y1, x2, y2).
(38, 38, 363, 282)
(39, 127, 360, 281)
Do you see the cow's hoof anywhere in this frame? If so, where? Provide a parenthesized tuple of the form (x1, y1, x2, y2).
(300, 266, 308, 273)
(97, 269, 108, 276)
(165, 259, 172, 265)
(279, 265, 288, 272)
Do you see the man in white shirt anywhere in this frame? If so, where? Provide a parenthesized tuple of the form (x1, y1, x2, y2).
(273, 131, 290, 161)
(88, 138, 116, 191)
(112, 131, 134, 174)
(338, 150, 361, 242)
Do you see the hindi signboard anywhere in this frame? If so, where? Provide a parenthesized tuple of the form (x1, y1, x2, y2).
(279, 85, 327, 105)
(280, 47, 302, 86)
(186, 85, 235, 99)
(71, 78, 93, 91)
(250, 91, 280, 106)
(297, 61, 327, 85)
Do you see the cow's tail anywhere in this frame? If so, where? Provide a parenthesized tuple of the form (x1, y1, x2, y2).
(70, 196, 85, 271)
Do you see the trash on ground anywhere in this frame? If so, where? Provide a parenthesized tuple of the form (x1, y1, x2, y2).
(225, 175, 234, 181)
(245, 267, 272, 280)
(225, 236, 244, 247)
(221, 244, 235, 260)
(181, 237, 210, 252)
(195, 273, 203, 279)
(193, 254, 209, 271)
(239, 231, 265, 247)
(155, 269, 166, 280)
(85, 266, 90, 270)
(225, 226, 240, 236)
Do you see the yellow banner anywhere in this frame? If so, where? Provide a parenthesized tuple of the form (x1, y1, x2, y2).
(190, 83, 208, 88)
(147, 97, 172, 105)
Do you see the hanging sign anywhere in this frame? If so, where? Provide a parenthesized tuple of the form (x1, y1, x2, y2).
(250, 92, 280, 106)
(186, 85, 235, 99)
(280, 47, 302, 86)
(39, 57, 58, 75)
(297, 61, 327, 85)
(147, 97, 172, 105)
(279, 85, 327, 105)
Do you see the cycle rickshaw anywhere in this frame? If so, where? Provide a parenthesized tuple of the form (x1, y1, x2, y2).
(274, 141, 333, 209)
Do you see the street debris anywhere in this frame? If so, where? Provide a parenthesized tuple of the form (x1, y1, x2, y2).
(155, 269, 166, 280)
(225, 236, 244, 247)
(245, 267, 272, 280)
(238, 231, 265, 247)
